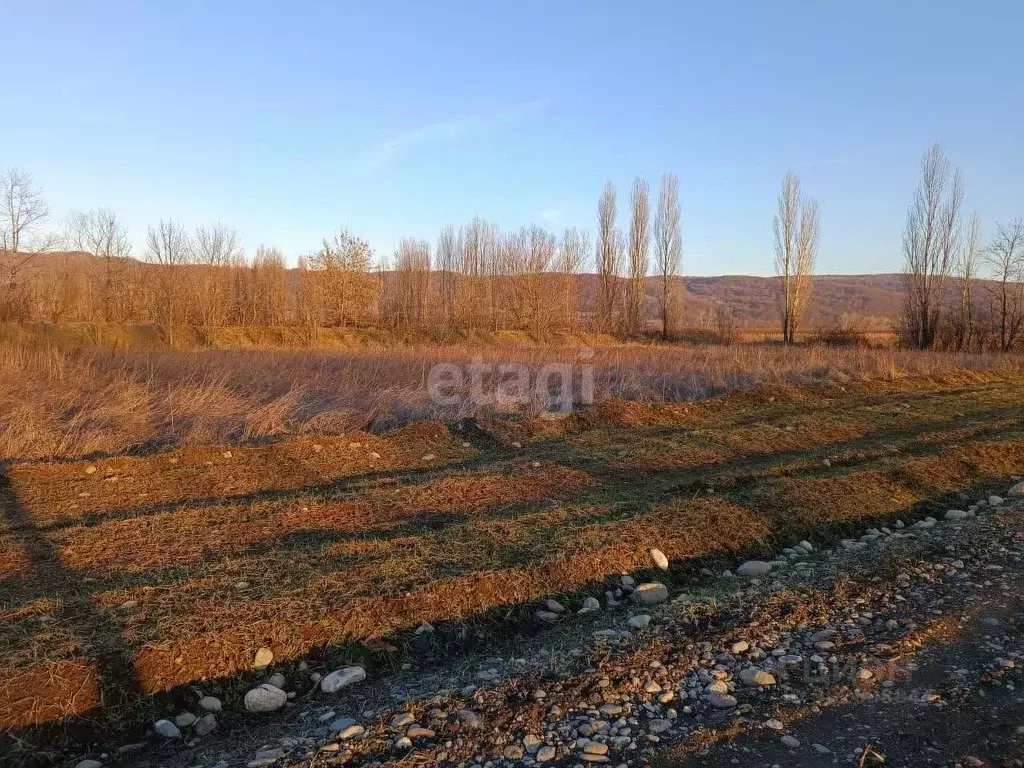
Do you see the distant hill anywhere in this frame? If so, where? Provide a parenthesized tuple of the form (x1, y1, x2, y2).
(570, 273, 908, 331)
(678, 274, 908, 330)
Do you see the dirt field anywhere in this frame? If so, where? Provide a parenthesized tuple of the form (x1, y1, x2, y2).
(2, 368, 1024, 764)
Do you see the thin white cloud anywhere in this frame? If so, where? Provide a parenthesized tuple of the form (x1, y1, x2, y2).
(539, 207, 561, 223)
(354, 99, 551, 172)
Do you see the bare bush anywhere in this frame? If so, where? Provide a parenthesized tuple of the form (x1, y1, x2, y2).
(812, 314, 869, 347)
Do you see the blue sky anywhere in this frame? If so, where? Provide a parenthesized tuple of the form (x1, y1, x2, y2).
(4, 1, 1022, 275)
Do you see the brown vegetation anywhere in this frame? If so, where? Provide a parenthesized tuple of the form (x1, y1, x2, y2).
(1, 369, 1022, 747)
(0, 342, 1021, 461)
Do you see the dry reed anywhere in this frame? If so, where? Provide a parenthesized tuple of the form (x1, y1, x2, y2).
(0, 341, 1019, 460)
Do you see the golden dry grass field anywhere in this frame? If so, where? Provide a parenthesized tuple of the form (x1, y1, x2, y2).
(1, 346, 1023, 754)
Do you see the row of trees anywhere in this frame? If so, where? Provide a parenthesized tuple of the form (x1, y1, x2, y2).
(900, 143, 1024, 352)
(0, 155, 1021, 350)
(0, 169, 686, 341)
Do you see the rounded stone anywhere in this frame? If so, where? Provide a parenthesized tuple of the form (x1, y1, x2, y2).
(243, 684, 287, 713)
(320, 666, 367, 693)
(649, 548, 669, 571)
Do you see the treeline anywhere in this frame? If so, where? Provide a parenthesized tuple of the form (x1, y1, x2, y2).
(0, 169, 684, 343)
(0, 149, 1021, 351)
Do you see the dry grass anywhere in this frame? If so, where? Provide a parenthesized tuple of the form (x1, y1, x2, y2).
(0, 341, 1021, 460)
(0, 368, 1023, 751)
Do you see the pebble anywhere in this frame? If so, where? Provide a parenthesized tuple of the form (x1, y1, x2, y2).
(730, 640, 750, 654)
(630, 582, 669, 605)
(649, 718, 672, 734)
(737, 560, 773, 577)
(198, 695, 222, 712)
(545, 598, 566, 613)
(523, 733, 543, 751)
(738, 667, 776, 686)
(320, 666, 366, 693)
(194, 713, 217, 737)
(945, 509, 969, 521)
(536, 745, 556, 762)
(266, 672, 286, 689)
(707, 691, 738, 708)
(649, 548, 669, 570)
(243, 684, 287, 713)
(173, 712, 196, 728)
(628, 614, 651, 630)
(781, 734, 801, 748)
(580, 596, 601, 612)
(253, 647, 274, 669)
(328, 716, 355, 731)
(390, 712, 416, 728)
(153, 719, 181, 739)
(75, 761, 103, 768)
(340, 725, 365, 740)
(247, 748, 284, 768)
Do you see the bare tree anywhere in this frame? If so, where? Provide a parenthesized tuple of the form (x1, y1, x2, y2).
(625, 178, 650, 335)
(458, 218, 500, 329)
(654, 173, 682, 338)
(192, 223, 242, 341)
(984, 219, 1024, 352)
(0, 169, 54, 255)
(559, 227, 588, 331)
(773, 171, 819, 344)
(596, 181, 620, 332)
(504, 225, 556, 334)
(307, 230, 377, 328)
(146, 219, 192, 345)
(951, 212, 981, 351)
(244, 245, 287, 326)
(0, 169, 56, 320)
(435, 226, 459, 328)
(389, 238, 432, 329)
(65, 208, 133, 322)
(901, 143, 963, 349)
